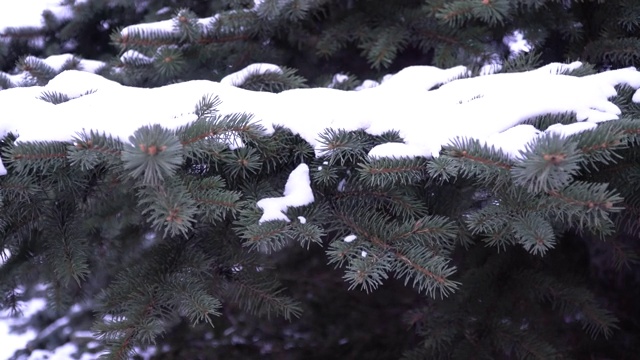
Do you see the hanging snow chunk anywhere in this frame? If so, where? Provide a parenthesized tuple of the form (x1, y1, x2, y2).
(256, 164, 314, 223)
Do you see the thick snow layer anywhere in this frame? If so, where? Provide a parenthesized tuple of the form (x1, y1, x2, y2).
(2, 63, 640, 178)
(0, 0, 73, 33)
(121, 16, 217, 37)
(33, 54, 104, 73)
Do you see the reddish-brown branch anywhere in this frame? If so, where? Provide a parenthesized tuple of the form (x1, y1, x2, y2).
(458, 151, 512, 170)
(13, 152, 66, 160)
(547, 190, 613, 210)
(181, 126, 251, 146)
(336, 212, 447, 284)
(366, 165, 426, 174)
(249, 225, 288, 242)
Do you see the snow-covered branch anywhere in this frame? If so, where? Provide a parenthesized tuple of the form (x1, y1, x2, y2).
(1, 62, 640, 177)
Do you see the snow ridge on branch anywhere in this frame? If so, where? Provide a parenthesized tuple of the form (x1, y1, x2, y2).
(1, 62, 640, 177)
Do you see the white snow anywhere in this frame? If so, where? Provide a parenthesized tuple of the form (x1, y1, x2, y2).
(1, 54, 106, 89)
(0, 249, 10, 264)
(156, 7, 172, 15)
(256, 164, 314, 223)
(120, 50, 153, 64)
(503, 30, 532, 56)
(3, 0, 640, 356)
(297, 216, 307, 224)
(545, 122, 597, 138)
(121, 8, 251, 39)
(0, 298, 47, 359)
(344, 235, 357, 243)
(0, 63, 639, 218)
(328, 73, 349, 88)
(54, 54, 105, 73)
(0, 1, 73, 34)
(2, 29, 637, 178)
(355, 79, 380, 91)
(368, 142, 423, 159)
(121, 16, 218, 37)
(220, 63, 283, 87)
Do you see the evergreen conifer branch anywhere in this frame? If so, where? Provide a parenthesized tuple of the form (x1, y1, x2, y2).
(545, 181, 623, 235)
(42, 207, 91, 286)
(317, 128, 372, 165)
(113, 28, 182, 50)
(524, 270, 619, 339)
(499, 51, 543, 74)
(138, 182, 198, 238)
(334, 210, 460, 298)
(521, 112, 576, 130)
(151, 46, 186, 80)
(159, 273, 222, 327)
(173, 9, 202, 43)
(236, 66, 308, 92)
(343, 250, 393, 293)
(93, 239, 225, 358)
(583, 38, 640, 68)
(494, 323, 561, 360)
(222, 273, 303, 320)
(193, 94, 222, 118)
(223, 147, 263, 179)
(178, 113, 263, 149)
(511, 134, 583, 194)
(360, 26, 410, 69)
(358, 157, 429, 187)
(190, 188, 241, 223)
(6, 141, 69, 175)
(17, 55, 57, 85)
(3, 1, 640, 355)
(237, 215, 290, 249)
(390, 216, 458, 253)
(38, 90, 71, 105)
(511, 212, 556, 256)
(0, 175, 40, 201)
(435, 1, 476, 28)
(123, 124, 183, 185)
(474, 0, 510, 26)
(68, 130, 125, 171)
(332, 186, 429, 219)
(439, 138, 513, 190)
(607, 238, 640, 271)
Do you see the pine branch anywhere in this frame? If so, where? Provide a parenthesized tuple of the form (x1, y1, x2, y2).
(511, 212, 556, 256)
(331, 186, 429, 219)
(5, 141, 69, 175)
(523, 270, 619, 339)
(511, 134, 583, 194)
(545, 181, 623, 235)
(68, 130, 125, 172)
(236, 66, 308, 92)
(222, 272, 302, 320)
(439, 137, 513, 189)
(358, 157, 429, 187)
(335, 211, 460, 298)
(138, 181, 198, 238)
(122, 124, 183, 185)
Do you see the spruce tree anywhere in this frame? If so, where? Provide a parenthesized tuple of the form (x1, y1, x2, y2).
(1, 1, 640, 359)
